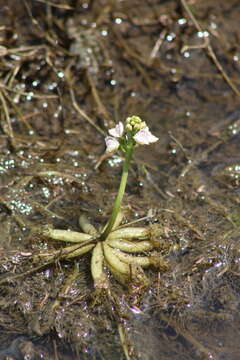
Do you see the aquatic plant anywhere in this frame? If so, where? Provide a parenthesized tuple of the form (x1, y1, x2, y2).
(40, 116, 166, 288)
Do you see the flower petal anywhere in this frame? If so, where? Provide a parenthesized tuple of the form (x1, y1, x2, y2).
(105, 136, 120, 153)
(108, 122, 124, 138)
(133, 127, 159, 145)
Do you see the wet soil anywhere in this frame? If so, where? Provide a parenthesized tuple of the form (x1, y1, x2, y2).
(0, 0, 240, 359)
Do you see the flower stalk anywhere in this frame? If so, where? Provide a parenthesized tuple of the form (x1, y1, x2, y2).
(101, 141, 134, 240)
(101, 116, 158, 240)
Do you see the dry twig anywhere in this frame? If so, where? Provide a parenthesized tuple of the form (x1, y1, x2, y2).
(181, 0, 240, 97)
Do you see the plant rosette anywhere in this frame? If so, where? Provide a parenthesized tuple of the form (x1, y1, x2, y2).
(39, 116, 167, 288)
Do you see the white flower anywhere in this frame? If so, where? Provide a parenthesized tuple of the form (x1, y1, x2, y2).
(105, 136, 120, 153)
(108, 122, 124, 138)
(133, 127, 159, 145)
(105, 122, 124, 153)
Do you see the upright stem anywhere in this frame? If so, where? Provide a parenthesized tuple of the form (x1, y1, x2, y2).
(101, 144, 134, 240)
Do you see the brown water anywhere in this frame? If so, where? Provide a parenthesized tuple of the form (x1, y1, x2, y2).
(0, 0, 240, 359)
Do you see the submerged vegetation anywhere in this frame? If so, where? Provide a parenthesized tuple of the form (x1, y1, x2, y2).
(0, 0, 240, 359)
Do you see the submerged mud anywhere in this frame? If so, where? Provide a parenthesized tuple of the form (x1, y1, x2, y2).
(0, 0, 240, 359)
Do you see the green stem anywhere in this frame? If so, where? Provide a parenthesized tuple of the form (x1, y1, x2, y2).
(101, 144, 134, 240)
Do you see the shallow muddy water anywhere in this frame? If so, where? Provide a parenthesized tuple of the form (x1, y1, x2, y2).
(0, 0, 240, 359)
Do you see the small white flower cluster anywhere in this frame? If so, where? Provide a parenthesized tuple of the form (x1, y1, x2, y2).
(105, 116, 159, 153)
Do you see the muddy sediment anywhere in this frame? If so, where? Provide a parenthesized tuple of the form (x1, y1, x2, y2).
(0, 0, 240, 359)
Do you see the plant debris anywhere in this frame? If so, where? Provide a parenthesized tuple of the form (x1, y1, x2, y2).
(0, 0, 240, 358)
